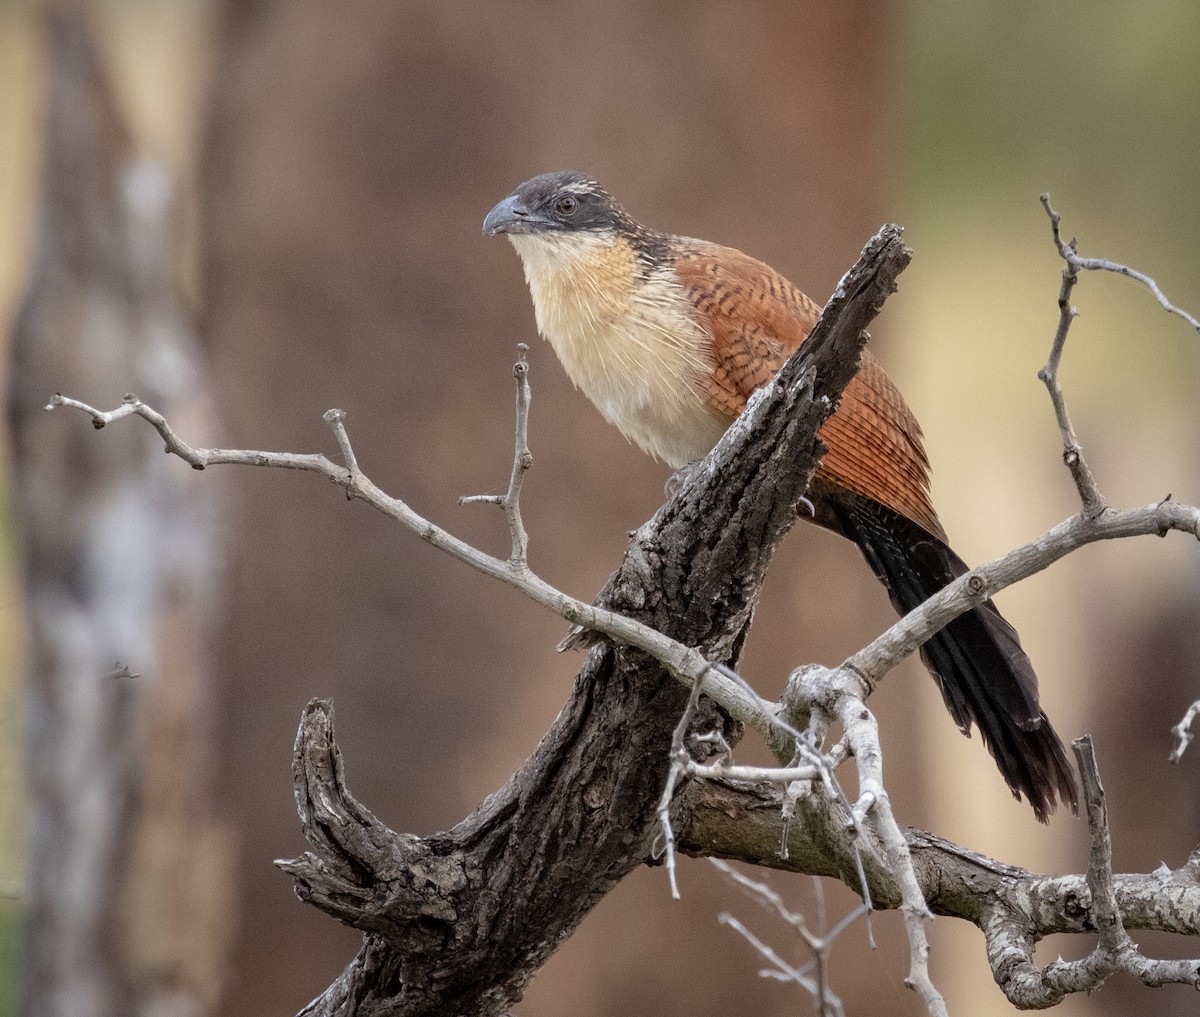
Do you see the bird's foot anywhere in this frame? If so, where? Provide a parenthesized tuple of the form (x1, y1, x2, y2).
(663, 460, 703, 499)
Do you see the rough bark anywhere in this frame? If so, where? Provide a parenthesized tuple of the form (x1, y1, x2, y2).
(677, 779, 1200, 934)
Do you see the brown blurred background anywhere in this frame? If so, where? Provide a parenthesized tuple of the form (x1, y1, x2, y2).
(1, 1, 1198, 1015)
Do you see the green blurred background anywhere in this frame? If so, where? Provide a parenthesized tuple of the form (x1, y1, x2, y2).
(1, 2, 1198, 1015)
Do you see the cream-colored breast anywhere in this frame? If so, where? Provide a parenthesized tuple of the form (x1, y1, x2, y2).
(508, 231, 727, 467)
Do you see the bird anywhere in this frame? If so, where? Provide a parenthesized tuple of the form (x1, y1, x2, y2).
(483, 170, 1078, 821)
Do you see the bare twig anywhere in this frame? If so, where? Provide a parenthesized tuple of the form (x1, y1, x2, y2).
(1170, 699, 1200, 763)
(1041, 195, 1200, 333)
(687, 761, 824, 783)
(1038, 197, 1200, 772)
(712, 857, 865, 1017)
(717, 912, 832, 1009)
(1037, 195, 1106, 517)
(323, 408, 358, 478)
(656, 677, 706, 899)
(1038, 194, 1200, 515)
(1050, 736, 1127, 990)
(459, 344, 533, 567)
(44, 392, 774, 740)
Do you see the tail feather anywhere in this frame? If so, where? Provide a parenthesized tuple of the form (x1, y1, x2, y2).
(830, 495, 1078, 822)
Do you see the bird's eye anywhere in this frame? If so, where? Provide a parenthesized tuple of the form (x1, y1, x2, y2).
(555, 194, 579, 217)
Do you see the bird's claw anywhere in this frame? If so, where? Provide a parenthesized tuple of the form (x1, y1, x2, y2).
(664, 461, 701, 499)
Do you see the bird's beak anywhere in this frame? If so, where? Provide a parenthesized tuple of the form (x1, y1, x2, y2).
(483, 194, 549, 236)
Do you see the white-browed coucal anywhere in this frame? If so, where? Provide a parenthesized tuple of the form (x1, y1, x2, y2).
(484, 170, 1077, 821)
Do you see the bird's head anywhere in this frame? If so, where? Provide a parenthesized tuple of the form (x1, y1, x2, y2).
(482, 171, 639, 240)
(483, 171, 670, 294)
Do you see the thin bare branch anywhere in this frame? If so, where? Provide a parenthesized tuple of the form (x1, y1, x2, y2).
(687, 762, 823, 784)
(712, 857, 867, 1017)
(1072, 736, 1125, 959)
(1041, 194, 1200, 333)
(1037, 195, 1106, 516)
(323, 408, 358, 478)
(44, 392, 774, 740)
(718, 912, 829, 1005)
(657, 677, 706, 899)
(459, 343, 533, 567)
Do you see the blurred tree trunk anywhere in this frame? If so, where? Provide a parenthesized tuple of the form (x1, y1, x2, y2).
(200, 3, 897, 1014)
(8, 11, 229, 1017)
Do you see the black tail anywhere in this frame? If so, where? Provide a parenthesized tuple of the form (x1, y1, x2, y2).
(831, 495, 1078, 822)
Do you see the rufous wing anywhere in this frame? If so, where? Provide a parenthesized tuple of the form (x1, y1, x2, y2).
(672, 239, 945, 540)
